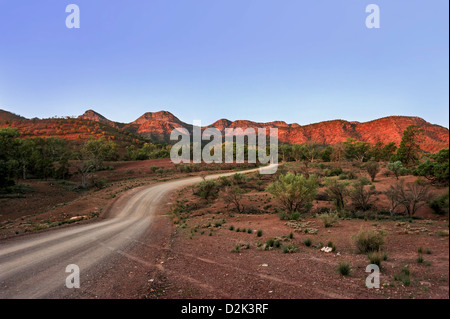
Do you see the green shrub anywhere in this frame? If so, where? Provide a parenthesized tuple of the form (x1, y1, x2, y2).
(266, 172, 319, 214)
(329, 168, 343, 176)
(231, 244, 241, 253)
(416, 254, 424, 264)
(353, 229, 385, 253)
(303, 238, 312, 247)
(278, 211, 302, 221)
(364, 161, 380, 182)
(429, 192, 449, 215)
(387, 161, 407, 180)
(394, 266, 411, 286)
(337, 262, 351, 276)
(350, 178, 376, 211)
(282, 244, 298, 253)
(414, 148, 449, 185)
(325, 178, 349, 211)
(367, 250, 387, 267)
(196, 180, 218, 200)
(318, 212, 339, 228)
(256, 230, 263, 237)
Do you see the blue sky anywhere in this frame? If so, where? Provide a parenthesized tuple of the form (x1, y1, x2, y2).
(0, 0, 448, 127)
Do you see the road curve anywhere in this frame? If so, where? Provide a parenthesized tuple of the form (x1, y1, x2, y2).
(0, 165, 275, 298)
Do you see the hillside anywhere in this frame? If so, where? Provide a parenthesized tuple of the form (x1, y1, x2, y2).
(2, 108, 449, 152)
(0, 113, 146, 149)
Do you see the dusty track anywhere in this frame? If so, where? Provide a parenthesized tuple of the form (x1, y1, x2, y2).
(0, 166, 268, 298)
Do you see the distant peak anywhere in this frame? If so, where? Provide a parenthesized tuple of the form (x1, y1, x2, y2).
(133, 110, 182, 124)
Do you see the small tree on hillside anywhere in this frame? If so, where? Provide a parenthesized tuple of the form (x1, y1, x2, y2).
(364, 160, 380, 182)
(325, 178, 350, 211)
(350, 178, 376, 211)
(396, 125, 423, 167)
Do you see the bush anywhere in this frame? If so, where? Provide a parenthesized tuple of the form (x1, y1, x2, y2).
(266, 172, 319, 213)
(256, 230, 263, 237)
(315, 192, 330, 201)
(367, 250, 387, 267)
(416, 254, 424, 264)
(337, 262, 351, 276)
(218, 176, 231, 187)
(317, 212, 339, 228)
(387, 161, 408, 180)
(394, 266, 411, 286)
(93, 178, 107, 189)
(282, 244, 298, 253)
(232, 173, 247, 185)
(350, 178, 375, 211)
(196, 180, 218, 200)
(364, 161, 380, 182)
(414, 148, 449, 185)
(429, 192, 449, 215)
(329, 168, 343, 176)
(266, 238, 281, 249)
(353, 229, 385, 253)
(278, 211, 302, 221)
(325, 178, 349, 211)
(223, 185, 244, 213)
(303, 238, 312, 247)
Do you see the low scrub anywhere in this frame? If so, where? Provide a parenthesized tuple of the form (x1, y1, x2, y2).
(317, 212, 339, 228)
(337, 262, 351, 276)
(353, 228, 385, 253)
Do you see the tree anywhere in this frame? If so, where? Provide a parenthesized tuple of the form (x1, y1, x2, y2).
(291, 144, 303, 162)
(279, 144, 292, 162)
(384, 181, 404, 216)
(16, 139, 35, 179)
(396, 125, 423, 167)
(344, 138, 371, 162)
(325, 178, 349, 211)
(266, 172, 319, 213)
(74, 137, 118, 188)
(387, 161, 407, 180)
(321, 146, 333, 162)
(381, 142, 397, 161)
(331, 142, 346, 164)
(350, 178, 376, 211)
(385, 178, 431, 217)
(223, 185, 244, 213)
(364, 160, 380, 182)
(414, 148, 449, 185)
(368, 142, 398, 162)
(0, 128, 20, 188)
(398, 179, 431, 217)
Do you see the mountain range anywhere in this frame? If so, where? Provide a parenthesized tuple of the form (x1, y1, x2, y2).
(1, 108, 448, 153)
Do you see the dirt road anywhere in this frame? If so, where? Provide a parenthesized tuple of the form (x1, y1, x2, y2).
(0, 166, 270, 298)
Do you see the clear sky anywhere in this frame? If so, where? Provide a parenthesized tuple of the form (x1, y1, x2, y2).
(0, 0, 448, 128)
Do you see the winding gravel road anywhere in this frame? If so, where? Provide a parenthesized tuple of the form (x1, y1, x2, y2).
(0, 165, 274, 298)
